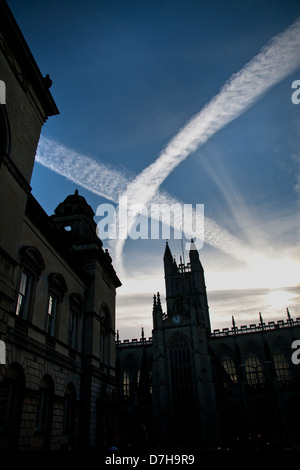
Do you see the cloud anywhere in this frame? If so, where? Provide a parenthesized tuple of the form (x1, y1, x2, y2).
(208, 285, 300, 332)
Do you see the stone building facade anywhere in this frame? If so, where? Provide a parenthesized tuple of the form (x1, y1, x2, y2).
(0, 0, 121, 450)
(116, 242, 300, 449)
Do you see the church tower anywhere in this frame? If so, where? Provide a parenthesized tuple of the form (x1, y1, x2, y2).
(163, 240, 211, 333)
(152, 241, 220, 447)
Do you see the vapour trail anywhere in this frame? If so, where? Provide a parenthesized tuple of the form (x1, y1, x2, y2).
(35, 136, 131, 201)
(122, 16, 300, 209)
(36, 137, 253, 266)
(114, 17, 300, 270)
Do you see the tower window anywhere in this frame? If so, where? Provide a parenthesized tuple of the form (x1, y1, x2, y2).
(168, 333, 195, 439)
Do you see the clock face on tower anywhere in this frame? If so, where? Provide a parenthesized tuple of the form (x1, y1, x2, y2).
(172, 314, 182, 325)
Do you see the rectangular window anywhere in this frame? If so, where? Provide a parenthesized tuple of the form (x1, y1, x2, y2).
(69, 312, 77, 349)
(16, 271, 32, 320)
(47, 294, 58, 336)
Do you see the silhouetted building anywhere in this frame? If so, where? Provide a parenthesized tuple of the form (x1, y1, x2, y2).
(116, 242, 300, 449)
(0, 0, 121, 450)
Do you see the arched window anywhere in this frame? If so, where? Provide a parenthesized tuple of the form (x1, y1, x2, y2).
(243, 348, 266, 386)
(122, 354, 140, 399)
(168, 333, 193, 398)
(100, 305, 111, 366)
(15, 246, 45, 322)
(221, 356, 238, 383)
(0, 364, 25, 449)
(35, 375, 54, 449)
(218, 344, 238, 384)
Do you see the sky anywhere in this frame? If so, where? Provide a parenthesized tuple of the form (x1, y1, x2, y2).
(7, 0, 300, 340)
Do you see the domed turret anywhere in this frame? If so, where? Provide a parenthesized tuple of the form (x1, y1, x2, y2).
(51, 189, 102, 246)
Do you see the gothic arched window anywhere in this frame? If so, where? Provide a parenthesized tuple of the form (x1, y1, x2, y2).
(218, 345, 238, 383)
(243, 344, 266, 386)
(167, 333, 195, 438)
(273, 339, 295, 385)
(168, 333, 193, 397)
(122, 354, 140, 399)
(221, 356, 238, 383)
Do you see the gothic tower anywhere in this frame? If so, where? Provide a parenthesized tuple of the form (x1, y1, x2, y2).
(163, 240, 211, 332)
(152, 241, 220, 447)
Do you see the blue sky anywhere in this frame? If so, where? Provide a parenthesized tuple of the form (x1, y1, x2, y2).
(8, 0, 300, 339)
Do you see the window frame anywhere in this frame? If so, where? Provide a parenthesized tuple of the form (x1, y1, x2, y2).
(99, 305, 111, 367)
(46, 293, 59, 337)
(46, 273, 67, 338)
(0, 103, 10, 157)
(15, 246, 45, 323)
(15, 269, 33, 320)
(68, 294, 83, 350)
(122, 354, 140, 399)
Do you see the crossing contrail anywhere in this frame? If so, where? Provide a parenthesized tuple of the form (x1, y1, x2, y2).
(36, 137, 254, 267)
(36, 16, 300, 277)
(121, 16, 300, 209)
(113, 17, 300, 272)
